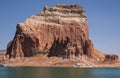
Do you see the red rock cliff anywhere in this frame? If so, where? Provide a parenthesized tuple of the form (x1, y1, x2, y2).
(6, 4, 105, 59)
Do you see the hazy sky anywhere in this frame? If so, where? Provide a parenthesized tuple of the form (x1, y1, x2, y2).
(0, 0, 120, 56)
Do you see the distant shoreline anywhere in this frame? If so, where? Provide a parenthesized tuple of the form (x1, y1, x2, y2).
(1, 64, 120, 68)
(0, 50, 6, 55)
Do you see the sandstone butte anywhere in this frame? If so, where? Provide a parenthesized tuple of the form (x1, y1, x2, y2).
(4, 4, 119, 67)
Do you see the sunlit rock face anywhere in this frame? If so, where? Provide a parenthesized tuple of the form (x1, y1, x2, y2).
(6, 4, 104, 59)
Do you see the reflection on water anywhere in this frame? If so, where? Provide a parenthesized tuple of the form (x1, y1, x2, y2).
(0, 67, 120, 78)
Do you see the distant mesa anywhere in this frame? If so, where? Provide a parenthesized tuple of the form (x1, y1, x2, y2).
(0, 50, 6, 55)
(6, 4, 119, 62)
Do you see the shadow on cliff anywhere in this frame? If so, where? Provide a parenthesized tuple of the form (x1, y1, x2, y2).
(48, 37, 70, 58)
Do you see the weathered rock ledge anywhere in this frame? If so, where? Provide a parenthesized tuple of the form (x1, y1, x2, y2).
(0, 54, 120, 67)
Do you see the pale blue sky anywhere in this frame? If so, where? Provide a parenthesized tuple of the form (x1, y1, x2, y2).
(0, 0, 120, 56)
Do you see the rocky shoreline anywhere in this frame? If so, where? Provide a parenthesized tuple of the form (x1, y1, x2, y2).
(0, 54, 120, 68)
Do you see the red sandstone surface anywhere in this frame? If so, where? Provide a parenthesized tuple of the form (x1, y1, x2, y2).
(1, 4, 118, 67)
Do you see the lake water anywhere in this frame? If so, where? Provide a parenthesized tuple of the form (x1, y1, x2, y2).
(0, 67, 120, 78)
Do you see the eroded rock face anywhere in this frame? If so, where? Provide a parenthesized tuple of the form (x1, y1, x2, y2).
(6, 4, 99, 58)
(104, 54, 119, 62)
